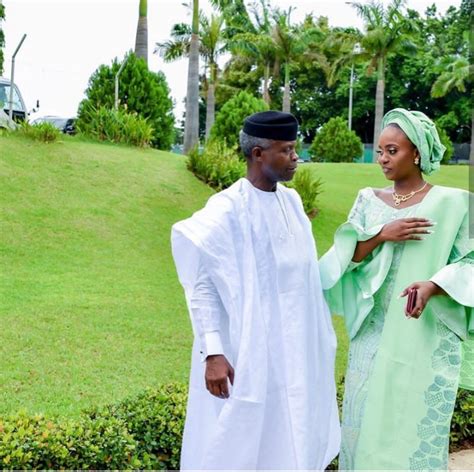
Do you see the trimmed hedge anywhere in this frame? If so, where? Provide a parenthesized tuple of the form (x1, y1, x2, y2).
(0, 384, 186, 470)
(0, 383, 471, 469)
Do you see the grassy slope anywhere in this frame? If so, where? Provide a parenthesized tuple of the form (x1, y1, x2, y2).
(0, 135, 213, 416)
(0, 134, 469, 416)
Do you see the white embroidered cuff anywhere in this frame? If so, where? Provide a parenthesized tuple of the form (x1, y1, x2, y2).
(200, 331, 224, 361)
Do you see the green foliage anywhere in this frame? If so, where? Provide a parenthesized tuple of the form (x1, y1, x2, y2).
(0, 2, 4, 75)
(86, 384, 187, 469)
(76, 105, 153, 147)
(0, 384, 186, 470)
(435, 122, 454, 164)
(209, 91, 268, 147)
(286, 167, 323, 218)
(17, 121, 61, 143)
(310, 117, 363, 162)
(77, 53, 174, 149)
(188, 141, 245, 190)
(0, 381, 470, 469)
(450, 387, 474, 449)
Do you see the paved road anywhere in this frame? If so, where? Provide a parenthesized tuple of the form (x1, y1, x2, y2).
(449, 449, 474, 470)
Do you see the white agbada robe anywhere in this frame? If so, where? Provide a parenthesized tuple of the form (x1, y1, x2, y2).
(171, 178, 340, 470)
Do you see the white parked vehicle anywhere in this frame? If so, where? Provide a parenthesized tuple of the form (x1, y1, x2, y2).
(0, 77, 39, 128)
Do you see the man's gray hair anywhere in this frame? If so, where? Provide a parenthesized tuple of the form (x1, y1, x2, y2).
(239, 131, 273, 159)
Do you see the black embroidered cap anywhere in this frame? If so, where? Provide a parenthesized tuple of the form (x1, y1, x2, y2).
(243, 111, 298, 141)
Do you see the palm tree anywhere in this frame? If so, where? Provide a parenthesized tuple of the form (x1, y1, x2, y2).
(0, 0, 5, 75)
(184, 0, 200, 154)
(351, 0, 416, 160)
(134, 0, 148, 66)
(431, 55, 472, 160)
(271, 9, 312, 113)
(156, 11, 226, 139)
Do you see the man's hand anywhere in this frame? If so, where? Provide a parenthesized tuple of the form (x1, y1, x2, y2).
(400, 281, 446, 318)
(205, 355, 234, 399)
(380, 217, 434, 242)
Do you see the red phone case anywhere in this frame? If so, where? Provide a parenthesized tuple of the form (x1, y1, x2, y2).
(406, 289, 417, 313)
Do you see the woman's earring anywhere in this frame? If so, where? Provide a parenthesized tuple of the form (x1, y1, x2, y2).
(414, 157, 420, 165)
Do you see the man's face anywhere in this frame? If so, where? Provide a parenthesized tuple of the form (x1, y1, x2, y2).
(258, 140, 299, 183)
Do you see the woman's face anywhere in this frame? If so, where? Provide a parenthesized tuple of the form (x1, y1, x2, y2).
(377, 125, 420, 181)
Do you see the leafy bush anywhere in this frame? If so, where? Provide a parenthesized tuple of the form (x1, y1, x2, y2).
(0, 383, 471, 469)
(76, 106, 153, 147)
(435, 122, 454, 164)
(188, 141, 245, 190)
(86, 384, 187, 469)
(77, 53, 174, 150)
(285, 167, 323, 218)
(310, 116, 363, 163)
(209, 91, 268, 147)
(450, 387, 474, 450)
(17, 121, 61, 143)
(0, 384, 186, 470)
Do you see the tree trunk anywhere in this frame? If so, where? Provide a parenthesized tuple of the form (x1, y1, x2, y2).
(205, 82, 215, 140)
(183, 0, 200, 154)
(372, 58, 385, 162)
(263, 62, 271, 105)
(470, 108, 474, 163)
(282, 61, 290, 113)
(134, 0, 148, 66)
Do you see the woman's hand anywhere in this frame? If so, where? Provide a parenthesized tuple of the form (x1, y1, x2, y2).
(400, 281, 446, 318)
(380, 218, 434, 242)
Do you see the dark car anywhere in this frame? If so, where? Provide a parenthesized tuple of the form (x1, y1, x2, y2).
(32, 116, 76, 135)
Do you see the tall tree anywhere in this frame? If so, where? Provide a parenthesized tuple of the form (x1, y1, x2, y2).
(228, 0, 276, 105)
(184, 0, 200, 154)
(134, 0, 148, 66)
(351, 0, 416, 159)
(201, 14, 226, 138)
(431, 55, 472, 160)
(271, 8, 309, 113)
(156, 11, 226, 139)
(0, 0, 5, 75)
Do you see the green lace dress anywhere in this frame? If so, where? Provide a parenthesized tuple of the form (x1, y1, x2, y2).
(332, 187, 474, 470)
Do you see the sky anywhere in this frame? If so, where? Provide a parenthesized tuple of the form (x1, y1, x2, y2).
(1, 0, 458, 122)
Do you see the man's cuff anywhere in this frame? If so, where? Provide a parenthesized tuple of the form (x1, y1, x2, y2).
(199, 331, 224, 361)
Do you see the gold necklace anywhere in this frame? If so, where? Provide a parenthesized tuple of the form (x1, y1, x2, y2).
(392, 182, 428, 206)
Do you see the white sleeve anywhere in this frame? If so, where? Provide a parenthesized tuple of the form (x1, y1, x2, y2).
(190, 262, 225, 360)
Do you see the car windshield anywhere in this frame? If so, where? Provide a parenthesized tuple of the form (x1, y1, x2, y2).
(51, 118, 68, 128)
(0, 84, 24, 111)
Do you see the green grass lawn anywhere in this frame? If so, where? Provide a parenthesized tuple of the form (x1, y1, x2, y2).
(0, 134, 469, 417)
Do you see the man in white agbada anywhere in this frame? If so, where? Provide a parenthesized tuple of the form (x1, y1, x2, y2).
(171, 111, 340, 470)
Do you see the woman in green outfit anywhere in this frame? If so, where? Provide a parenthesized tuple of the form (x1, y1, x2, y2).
(320, 108, 473, 470)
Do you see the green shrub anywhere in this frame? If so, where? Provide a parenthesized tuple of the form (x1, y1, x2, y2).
(435, 122, 454, 164)
(188, 141, 245, 190)
(17, 121, 61, 143)
(310, 116, 363, 163)
(450, 387, 474, 450)
(0, 412, 142, 469)
(285, 167, 323, 218)
(76, 106, 153, 148)
(77, 53, 174, 150)
(86, 384, 187, 469)
(209, 91, 268, 147)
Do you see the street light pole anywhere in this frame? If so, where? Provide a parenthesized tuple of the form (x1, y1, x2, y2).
(115, 55, 129, 111)
(347, 42, 360, 131)
(9, 33, 27, 125)
(348, 62, 355, 130)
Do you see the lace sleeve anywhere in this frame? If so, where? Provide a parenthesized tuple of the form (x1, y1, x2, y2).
(347, 189, 367, 230)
